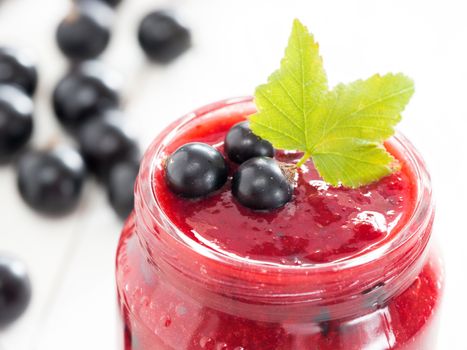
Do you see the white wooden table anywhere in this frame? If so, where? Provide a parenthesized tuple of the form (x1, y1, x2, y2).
(0, 0, 464, 348)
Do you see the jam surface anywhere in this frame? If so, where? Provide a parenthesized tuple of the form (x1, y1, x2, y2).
(153, 115, 416, 265)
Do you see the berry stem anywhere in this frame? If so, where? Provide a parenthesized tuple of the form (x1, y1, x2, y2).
(296, 151, 311, 168)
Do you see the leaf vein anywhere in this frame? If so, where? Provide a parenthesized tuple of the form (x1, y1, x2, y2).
(257, 90, 304, 132)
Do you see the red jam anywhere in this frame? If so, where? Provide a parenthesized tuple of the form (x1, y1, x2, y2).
(116, 98, 443, 350)
(153, 120, 416, 266)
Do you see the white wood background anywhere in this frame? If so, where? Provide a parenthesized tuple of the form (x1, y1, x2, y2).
(0, 0, 465, 348)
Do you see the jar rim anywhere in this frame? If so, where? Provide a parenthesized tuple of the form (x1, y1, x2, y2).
(132, 96, 435, 320)
(139, 96, 433, 276)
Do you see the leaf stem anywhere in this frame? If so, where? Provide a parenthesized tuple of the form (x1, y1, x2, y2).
(296, 151, 311, 168)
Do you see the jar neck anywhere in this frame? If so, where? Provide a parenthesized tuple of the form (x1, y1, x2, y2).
(134, 97, 434, 323)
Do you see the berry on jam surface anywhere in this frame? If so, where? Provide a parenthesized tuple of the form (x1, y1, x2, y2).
(232, 156, 292, 210)
(154, 113, 416, 265)
(165, 142, 228, 198)
(225, 121, 274, 164)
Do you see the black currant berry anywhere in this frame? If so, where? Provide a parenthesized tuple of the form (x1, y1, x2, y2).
(138, 11, 191, 63)
(77, 0, 122, 8)
(16, 146, 86, 216)
(0, 255, 31, 328)
(0, 85, 33, 163)
(78, 110, 140, 181)
(225, 121, 274, 164)
(101, 0, 122, 7)
(106, 159, 140, 219)
(53, 61, 121, 132)
(56, 1, 113, 61)
(232, 157, 293, 210)
(0, 47, 38, 96)
(165, 143, 228, 198)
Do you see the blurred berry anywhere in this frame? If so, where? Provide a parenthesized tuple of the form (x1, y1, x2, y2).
(0, 255, 31, 328)
(17, 146, 86, 216)
(106, 159, 139, 219)
(78, 110, 140, 181)
(86, 0, 122, 8)
(53, 61, 121, 133)
(0, 47, 38, 96)
(56, 1, 113, 61)
(0, 85, 33, 163)
(138, 11, 191, 63)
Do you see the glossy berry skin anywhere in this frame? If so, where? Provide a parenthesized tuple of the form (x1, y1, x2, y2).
(0, 255, 31, 328)
(16, 146, 86, 216)
(0, 85, 33, 163)
(56, 1, 113, 61)
(78, 110, 140, 181)
(53, 61, 121, 132)
(138, 11, 191, 63)
(106, 159, 140, 219)
(0, 47, 38, 96)
(232, 157, 293, 210)
(225, 121, 274, 164)
(165, 143, 228, 198)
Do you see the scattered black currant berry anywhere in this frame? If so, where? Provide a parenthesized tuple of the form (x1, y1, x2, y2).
(225, 121, 274, 164)
(77, 0, 122, 8)
(165, 142, 228, 198)
(0, 255, 31, 328)
(102, 0, 122, 8)
(53, 61, 121, 132)
(0, 47, 38, 96)
(0, 85, 33, 163)
(78, 110, 140, 181)
(138, 11, 191, 63)
(56, 1, 113, 61)
(232, 157, 293, 210)
(106, 159, 140, 219)
(16, 146, 86, 216)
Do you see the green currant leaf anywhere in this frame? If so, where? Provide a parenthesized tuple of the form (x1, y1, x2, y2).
(250, 19, 327, 151)
(250, 19, 414, 188)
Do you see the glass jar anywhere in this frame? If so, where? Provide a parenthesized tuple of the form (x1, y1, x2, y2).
(116, 97, 443, 350)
